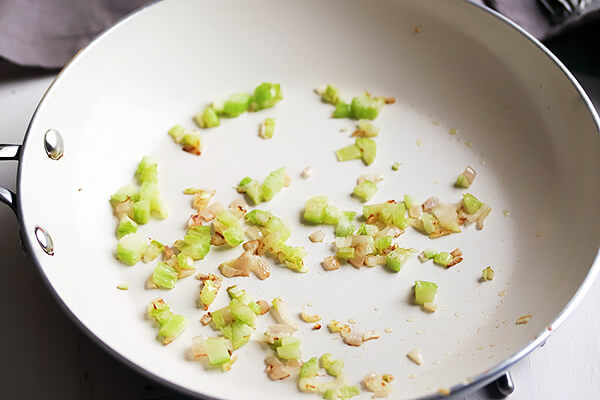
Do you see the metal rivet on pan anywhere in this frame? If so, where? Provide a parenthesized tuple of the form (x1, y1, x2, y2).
(44, 129, 64, 160)
(34, 226, 54, 256)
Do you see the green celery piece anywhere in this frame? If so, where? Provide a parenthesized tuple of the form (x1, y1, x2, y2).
(323, 389, 338, 400)
(423, 248, 437, 259)
(143, 240, 164, 262)
(181, 132, 202, 151)
(265, 216, 291, 243)
(178, 225, 211, 260)
(276, 343, 301, 360)
(205, 337, 231, 365)
(304, 195, 329, 224)
(139, 181, 158, 202)
(223, 226, 244, 247)
(238, 178, 262, 205)
(327, 359, 344, 377)
(135, 156, 158, 185)
(414, 280, 438, 305)
(245, 209, 272, 226)
(200, 280, 218, 308)
(227, 285, 251, 302)
(363, 203, 386, 219)
(391, 202, 408, 229)
(357, 119, 380, 137)
(332, 101, 351, 118)
(386, 248, 414, 272)
(177, 253, 194, 270)
(433, 251, 452, 267)
(392, 162, 401, 171)
(217, 210, 239, 228)
(248, 301, 261, 315)
(110, 183, 138, 207)
(150, 195, 169, 219)
(463, 193, 482, 214)
(421, 213, 436, 234)
(229, 299, 256, 327)
(404, 195, 418, 209)
(158, 314, 187, 343)
(356, 223, 368, 235)
(335, 144, 361, 161)
(364, 224, 379, 236)
(252, 83, 283, 110)
(195, 106, 220, 128)
(455, 173, 470, 188)
(153, 262, 178, 289)
(353, 180, 377, 202)
(276, 245, 307, 272)
(356, 137, 376, 165)
(260, 117, 276, 139)
(220, 325, 233, 340)
(223, 92, 252, 117)
(335, 211, 356, 237)
(270, 338, 283, 349)
(374, 236, 392, 254)
(482, 266, 495, 281)
(231, 320, 254, 350)
(116, 233, 147, 265)
(320, 353, 334, 369)
(211, 99, 226, 115)
(210, 306, 230, 330)
(281, 336, 300, 346)
(324, 205, 341, 225)
(350, 93, 384, 120)
(133, 199, 150, 224)
(147, 300, 172, 326)
(321, 84, 341, 105)
(338, 385, 360, 398)
(300, 357, 319, 378)
(336, 246, 355, 260)
(261, 167, 287, 201)
(168, 125, 185, 143)
(117, 215, 138, 239)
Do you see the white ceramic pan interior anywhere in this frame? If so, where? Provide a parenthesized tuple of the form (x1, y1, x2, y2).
(16, 0, 600, 398)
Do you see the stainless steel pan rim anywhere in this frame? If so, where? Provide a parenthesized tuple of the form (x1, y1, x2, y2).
(8, 0, 600, 398)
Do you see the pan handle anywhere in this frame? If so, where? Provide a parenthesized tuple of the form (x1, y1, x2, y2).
(0, 144, 21, 213)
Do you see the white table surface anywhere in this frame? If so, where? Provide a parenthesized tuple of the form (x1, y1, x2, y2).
(0, 59, 598, 399)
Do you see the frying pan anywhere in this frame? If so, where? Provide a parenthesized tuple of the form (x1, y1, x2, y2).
(4, 0, 599, 399)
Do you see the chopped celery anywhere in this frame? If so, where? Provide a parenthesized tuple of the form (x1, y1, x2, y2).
(260, 167, 287, 201)
(391, 162, 401, 171)
(324, 205, 341, 225)
(200, 280, 219, 308)
(433, 251, 452, 267)
(230, 320, 254, 349)
(304, 195, 329, 224)
(237, 178, 262, 205)
(217, 210, 239, 228)
(277, 342, 302, 360)
(353, 180, 377, 202)
(332, 101, 351, 118)
(335, 144, 361, 162)
(116, 233, 147, 265)
(321, 84, 341, 105)
(278, 245, 307, 272)
(177, 225, 211, 260)
(265, 216, 291, 243)
(414, 280, 438, 305)
(221, 325, 233, 340)
(300, 357, 319, 378)
(117, 215, 138, 239)
(259, 117, 276, 139)
(110, 183, 138, 207)
(227, 285, 253, 304)
(135, 156, 158, 185)
(177, 253, 194, 270)
(374, 236, 392, 254)
(149, 194, 169, 219)
(139, 181, 159, 202)
(229, 299, 256, 327)
(251, 83, 283, 111)
(392, 202, 408, 228)
(350, 93, 384, 120)
(356, 119, 380, 137)
(223, 227, 244, 247)
(195, 106, 220, 128)
(320, 353, 334, 369)
(181, 132, 203, 154)
(245, 209, 272, 226)
(463, 193, 482, 214)
(357, 223, 378, 236)
(248, 301, 262, 315)
(152, 262, 178, 289)
(386, 248, 414, 272)
(143, 240, 164, 263)
(455, 173, 470, 188)
(132, 199, 150, 224)
(423, 248, 437, 259)
(338, 386, 360, 398)
(335, 211, 356, 237)
(205, 337, 231, 365)
(116, 283, 129, 290)
(364, 202, 407, 229)
(148, 299, 172, 326)
(356, 137, 376, 165)
(210, 306, 231, 330)
(421, 213, 436, 234)
(222, 92, 252, 117)
(320, 354, 344, 377)
(168, 125, 186, 143)
(482, 266, 495, 281)
(336, 246, 355, 260)
(158, 314, 187, 344)
(404, 195, 418, 210)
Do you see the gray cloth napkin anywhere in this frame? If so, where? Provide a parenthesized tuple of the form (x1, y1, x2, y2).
(0, 0, 151, 68)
